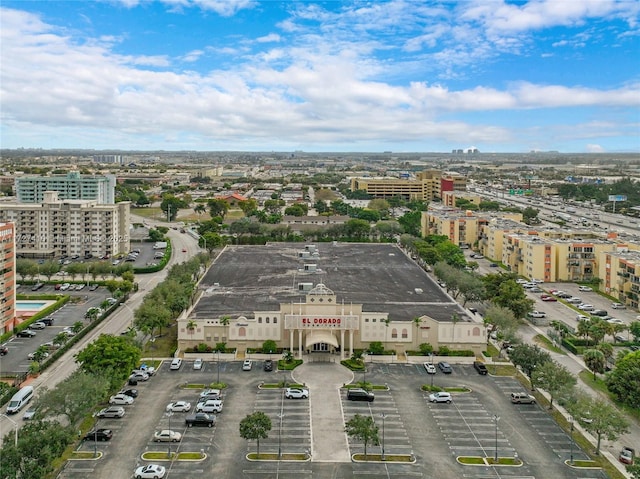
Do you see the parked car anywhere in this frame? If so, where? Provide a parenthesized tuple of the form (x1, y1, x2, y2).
(437, 362, 453, 374)
(527, 311, 546, 318)
(59, 283, 71, 291)
(0, 344, 8, 356)
(611, 303, 626, 309)
(285, 388, 309, 399)
(89, 284, 99, 291)
(16, 329, 37, 338)
(242, 359, 252, 371)
(166, 401, 191, 412)
(576, 314, 590, 322)
(29, 322, 46, 330)
(109, 394, 134, 405)
(199, 389, 222, 400)
(619, 446, 635, 465)
(510, 392, 536, 404)
(40, 317, 55, 326)
(591, 309, 608, 317)
(567, 297, 582, 304)
(75, 284, 86, 291)
(134, 464, 166, 479)
(347, 388, 374, 402)
(96, 407, 125, 418)
(170, 358, 182, 370)
(22, 406, 37, 420)
(263, 359, 273, 371)
(193, 358, 203, 370)
(423, 362, 437, 374)
(31, 283, 44, 291)
(153, 430, 182, 442)
(119, 388, 138, 398)
(83, 429, 113, 441)
(607, 318, 625, 325)
(429, 392, 452, 403)
(578, 304, 594, 311)
(473, 361, 488, 375)
(578, 286, 593, 292)
(129, 372, 149, 382)
(195, 399, 223, 413)
(27, 350, 49, 360)
(540, 294, 557, 302)
(185, 412, 216, 428)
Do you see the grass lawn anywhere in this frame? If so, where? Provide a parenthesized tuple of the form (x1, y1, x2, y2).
(143, 323, 177, 358)
(533, 334, 565, 354)
(579, 370, 640, 424)
(131, 207, 163, 218)
(247, 452, 308, 461)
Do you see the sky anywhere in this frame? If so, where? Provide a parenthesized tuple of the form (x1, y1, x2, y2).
(0, 0, 639, 153)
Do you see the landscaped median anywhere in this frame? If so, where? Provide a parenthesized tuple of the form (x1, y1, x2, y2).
(247, 452, 310, 461)
(457, 456, 523, 466)
(352, 453, 416, 463)
(142, 451, 207, 461)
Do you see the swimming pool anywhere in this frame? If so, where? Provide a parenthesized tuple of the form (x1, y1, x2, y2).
(15, 301, 49, 311)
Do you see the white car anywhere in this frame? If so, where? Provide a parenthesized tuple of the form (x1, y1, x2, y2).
(423, 362, 437, 374)
(59, 283, 71, 291)
(166, 401, 191, 412)
(527, 311, 546, 318)
(193, 358, 203, 370)
(285, 388, 309, 399)
(129, 372, 149, 382)
(567, 297, 582, 304)
(134, 464, 166, 479)
(578, 304, 594, 311)
(242, 359, 252, 371)
(576, 314, 590, 322)
(153, 430, 182, 442)
(578, 286, 593, 292)
(607, 318, 625, 325)
(611, 303, 626, 310)
(199, 388, 221, 400)
(109, 394, 134, 405)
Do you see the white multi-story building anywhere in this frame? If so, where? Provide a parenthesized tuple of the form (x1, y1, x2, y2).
(15, 171, 116, 204)
(0, 192, 130, 259)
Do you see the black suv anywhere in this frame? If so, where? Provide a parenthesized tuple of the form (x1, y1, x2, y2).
(0, 344, 8, 356)
(347, 388, 374, 402)
(263, 360, 273, 372)
(473, 361, 488, 375)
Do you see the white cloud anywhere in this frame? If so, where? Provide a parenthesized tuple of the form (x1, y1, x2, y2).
(256, 33, 281, 43)
(586, 143, 605, 152)
(181, 49, 204, 63)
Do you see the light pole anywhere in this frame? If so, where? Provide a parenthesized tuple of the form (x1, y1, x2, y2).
(380, 413, 387, 460)
(430, 353, 434, 389)
(93, 415, 99, 458)
(569, 416, 574, 465)
(216, 350, 220, 385)
(493, 414, 500, 462)
(166, 410, 173, 458)
(1, 413, 18, 449)
(278, 389, 285, 459)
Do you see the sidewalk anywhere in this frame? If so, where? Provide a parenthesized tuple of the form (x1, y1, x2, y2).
(521, 323, 637, 478)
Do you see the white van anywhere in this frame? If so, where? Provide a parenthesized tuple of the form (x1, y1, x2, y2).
(7, 385, 34, 414)
(170, 358, 182, 370)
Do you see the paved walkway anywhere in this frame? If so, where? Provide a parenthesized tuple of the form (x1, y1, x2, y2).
(291, 362, 353, 462)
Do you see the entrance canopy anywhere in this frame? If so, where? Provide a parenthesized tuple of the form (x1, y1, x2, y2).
(305, 330, 339, 349)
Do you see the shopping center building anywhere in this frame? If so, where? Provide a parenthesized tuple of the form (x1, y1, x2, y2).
(177, 243, 487, 358)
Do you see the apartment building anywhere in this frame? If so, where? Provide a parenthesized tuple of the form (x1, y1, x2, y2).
(600, 250, 640, 310)
(350, 169, 466, 201)
(0, 192, 130, 259)
(15, 171, 116, 204)
(0, 222, 16, 334)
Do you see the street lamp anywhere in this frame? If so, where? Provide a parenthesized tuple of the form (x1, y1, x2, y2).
(216, 349, 220, 385)
(493, 414, 500, 462)
(166, 410, 173, 458)
(430, 353, 434, 389)
(569, 416, 574, 465)
(1, 413, 18, 449)
(380, 413, 387, 460)
(278, 389, 285, 459)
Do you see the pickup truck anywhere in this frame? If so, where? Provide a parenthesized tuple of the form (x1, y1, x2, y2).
(185, 413, 216, 428)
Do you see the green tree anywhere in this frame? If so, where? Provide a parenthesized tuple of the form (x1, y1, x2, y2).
(509, 344, 551, 389)
(75, 334, 141, 389)
(583, 349, 606, 380)
(398, 210, 421, 236)
(39, 260, 60, 281)
(161, 195, 188, 221)
(483, 305, 519, 341)
(16, 259, 39, 281)
(628, 321, 640, 341)
(606, 350, 640, 409)
(208, 198, 230, 218)
(262, 339, 277, 354)
(134, 301, 173, 336)
(239, 411, 272, 456)
(531, 360, 576, 409)
(345, 414, 379, 459)
(200, 231, 224, 254)
(36, 370, 110, 425)
(368, 341, 384, 355)
(568, 395, 629, 455)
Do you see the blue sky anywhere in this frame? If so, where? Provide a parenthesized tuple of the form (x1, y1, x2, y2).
(1, 0, 638, 153)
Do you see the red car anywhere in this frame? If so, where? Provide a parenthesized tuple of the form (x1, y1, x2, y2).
(541, 294, 557, 302)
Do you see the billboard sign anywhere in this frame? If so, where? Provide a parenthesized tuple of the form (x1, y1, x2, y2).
(608, 195, 627, 202)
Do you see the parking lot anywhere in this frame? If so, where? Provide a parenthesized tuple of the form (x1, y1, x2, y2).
(56, 360, 610, 479)
(0, 287, 109, 374)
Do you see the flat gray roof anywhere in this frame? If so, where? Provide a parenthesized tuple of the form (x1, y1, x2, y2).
(195, 242, 471, 323)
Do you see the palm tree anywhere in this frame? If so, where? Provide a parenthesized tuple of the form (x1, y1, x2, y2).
(220, 315, 231, 343)
(451, 313, 460, 341)
(412, 316, 423, 346)
(383, 318, 391, 349)
(186, 319, 197, 343)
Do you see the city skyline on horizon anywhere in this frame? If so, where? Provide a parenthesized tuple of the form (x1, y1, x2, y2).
(1, 0, 639, 154)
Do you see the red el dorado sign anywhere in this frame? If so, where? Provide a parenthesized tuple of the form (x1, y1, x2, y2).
(302, 317, 341, 327)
